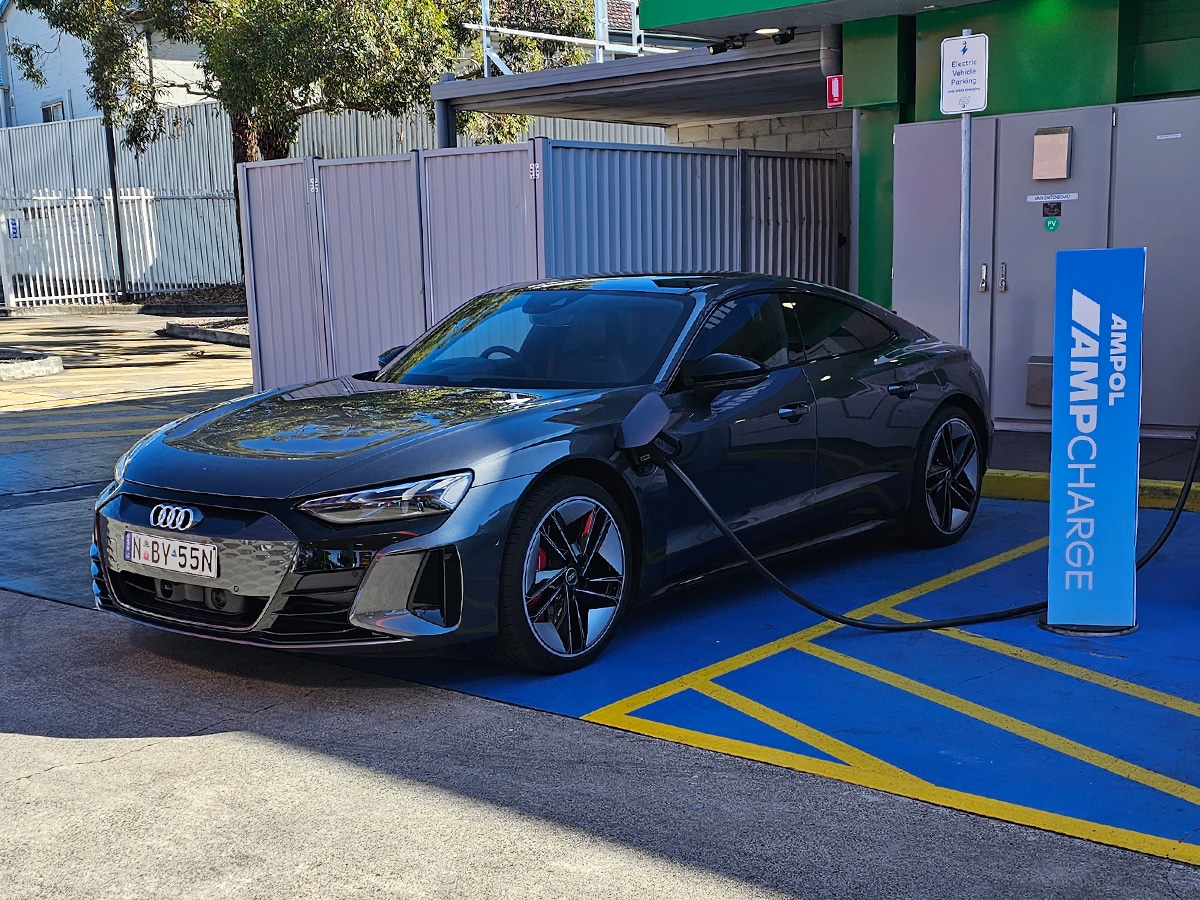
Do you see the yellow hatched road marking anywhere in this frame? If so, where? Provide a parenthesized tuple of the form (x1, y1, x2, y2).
(599, 701, 1200, 865)
(586, 537, 1049, 721)
(584, 535, 1200, 863)
(794, 639, 1200, 809)
(694, 680, 919, 782)
(878, 608, 1200, 720)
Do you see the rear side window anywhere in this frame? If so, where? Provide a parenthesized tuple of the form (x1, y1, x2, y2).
(787, 292, 893, 362)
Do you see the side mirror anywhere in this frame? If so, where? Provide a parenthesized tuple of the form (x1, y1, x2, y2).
(690, 353, 769, 399)
(377, 345, 408, 368)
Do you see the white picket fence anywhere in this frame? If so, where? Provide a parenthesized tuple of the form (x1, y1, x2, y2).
(0, 101, 664, 307)
(0, 189, 240, 306)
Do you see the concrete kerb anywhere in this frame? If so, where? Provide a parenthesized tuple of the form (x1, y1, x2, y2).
(983, 468, 1200, 512)
(0, 349, 64, 381)
(162, 321, 250, 348)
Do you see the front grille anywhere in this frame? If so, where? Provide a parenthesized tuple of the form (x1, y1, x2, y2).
(111, 571, 270, 629)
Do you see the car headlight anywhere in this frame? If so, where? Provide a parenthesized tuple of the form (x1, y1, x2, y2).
(114, 450, 131, 483)
(298, 472, 473, 525)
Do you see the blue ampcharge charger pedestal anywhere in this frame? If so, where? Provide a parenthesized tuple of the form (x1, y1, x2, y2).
(1047, 248, 1146, 631)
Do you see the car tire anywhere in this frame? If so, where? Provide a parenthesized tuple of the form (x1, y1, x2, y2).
(904, 405, 983, 547)
(494, 475, 632, 673)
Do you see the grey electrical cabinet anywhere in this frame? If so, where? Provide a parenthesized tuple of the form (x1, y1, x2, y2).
(893, 96, 1200, 430)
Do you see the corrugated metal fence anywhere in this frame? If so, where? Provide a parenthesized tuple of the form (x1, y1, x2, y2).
(0, 102, 663, 307)
(242, 140, 850, 390)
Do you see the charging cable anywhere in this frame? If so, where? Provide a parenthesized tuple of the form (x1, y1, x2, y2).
(663, 458, 1047, 633)
(1135, 426, 1200, 570)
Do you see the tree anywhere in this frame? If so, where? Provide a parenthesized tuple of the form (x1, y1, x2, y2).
(11, 0, 595, 163)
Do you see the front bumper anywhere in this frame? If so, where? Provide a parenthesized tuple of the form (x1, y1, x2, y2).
(93, 476, 528, 651)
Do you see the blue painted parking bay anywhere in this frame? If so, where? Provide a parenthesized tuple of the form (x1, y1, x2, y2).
(346, 499, 1200, 864)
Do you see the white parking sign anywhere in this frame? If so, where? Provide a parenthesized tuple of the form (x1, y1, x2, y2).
(940, 33, 988, 115)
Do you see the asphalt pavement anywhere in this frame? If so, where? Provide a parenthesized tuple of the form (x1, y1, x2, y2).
(3, 314, 1200, 898)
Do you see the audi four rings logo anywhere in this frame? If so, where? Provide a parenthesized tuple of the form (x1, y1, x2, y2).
(149, 504, 204, 531)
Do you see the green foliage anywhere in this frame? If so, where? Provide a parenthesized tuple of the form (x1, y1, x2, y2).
(10, 0, 597, 158)
(448, 0, 594, 144)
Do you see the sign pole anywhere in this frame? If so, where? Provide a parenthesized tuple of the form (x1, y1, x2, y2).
(941, 28, 987, 348)
(960, 102, 972, 347)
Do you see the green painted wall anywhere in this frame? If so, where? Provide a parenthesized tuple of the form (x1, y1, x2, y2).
(915, 0, 1122, 121)
(843, 16, 915, 109)
(640, 0, 826, 31)
(856, 108, 900, 309)
(1132, 0, 1200, 96)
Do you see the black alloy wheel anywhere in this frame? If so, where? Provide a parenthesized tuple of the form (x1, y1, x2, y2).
(495, 475, 632, 673)
(906, 406, 983, 546)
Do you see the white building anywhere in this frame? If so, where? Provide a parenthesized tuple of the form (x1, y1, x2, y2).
(0, 0, 205, 127)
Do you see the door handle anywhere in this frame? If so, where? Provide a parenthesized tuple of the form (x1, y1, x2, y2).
(998, 262, 1007, 293)
(888, 381, 918, 399)
(978, 263, 988, 292)
(777, 403, 810, 423)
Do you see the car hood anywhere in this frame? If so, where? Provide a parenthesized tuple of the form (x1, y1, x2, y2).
(120, 376, 643, 499)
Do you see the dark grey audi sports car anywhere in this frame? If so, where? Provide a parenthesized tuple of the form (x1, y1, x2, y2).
(93, 275, 990, 672)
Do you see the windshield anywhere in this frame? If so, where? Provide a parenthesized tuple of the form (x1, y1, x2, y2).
(378, 287, 696, 389)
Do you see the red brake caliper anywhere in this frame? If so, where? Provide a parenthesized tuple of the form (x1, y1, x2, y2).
(528, 544, 550, 617)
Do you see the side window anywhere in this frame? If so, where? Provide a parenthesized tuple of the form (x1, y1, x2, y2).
(788, 292, 893, 362)
(676, 293, 790, 385)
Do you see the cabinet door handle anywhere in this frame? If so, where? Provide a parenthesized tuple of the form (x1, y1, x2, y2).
(979, 263, 988, 292)
(998, 262, 1008, 293)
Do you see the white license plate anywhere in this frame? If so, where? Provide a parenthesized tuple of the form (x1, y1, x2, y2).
(123, 530, 218, 579)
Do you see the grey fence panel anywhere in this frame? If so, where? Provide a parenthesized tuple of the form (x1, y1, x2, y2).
(117, 104, 236, 194)
(240, 159, 331, 391)
(742, 153, 850, 287)
(420, 144, 540, 325)
(540, 142, 740, 277)
(8, 121, 77, 193)
(316, 155, 426, 377)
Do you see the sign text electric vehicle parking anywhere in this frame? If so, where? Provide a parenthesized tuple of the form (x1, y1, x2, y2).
(1048, 248, 1146, 630)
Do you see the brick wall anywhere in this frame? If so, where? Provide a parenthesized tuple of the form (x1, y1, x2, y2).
(665, 111, 854, 153)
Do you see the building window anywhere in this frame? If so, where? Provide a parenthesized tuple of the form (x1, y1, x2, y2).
(41, 102, 65, 123)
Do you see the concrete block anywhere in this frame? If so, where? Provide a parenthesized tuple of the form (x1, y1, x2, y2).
(818, 128, 853, 151)
(674, 124, 711, 144)
(709, 121, 741, 141)
(802, 112, 841, 132)
(754, 134, 788, 152)
(723, 137, 755, 149)
(785, 131, 822, 152)
(769, 116, 807, 135)
(836, 110, 855, 129)
(738, 118, 772, 138)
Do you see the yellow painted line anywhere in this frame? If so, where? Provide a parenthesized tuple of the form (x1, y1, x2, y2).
(877, 608, 1200, 720)
(0, 414, 172, 431)
(0, 428, 155, 444)
(585, 536, 1049, 722)
(694, 679, 919, 782)
(794, 639, 1200, 809)
(984, 468, 1200, 512)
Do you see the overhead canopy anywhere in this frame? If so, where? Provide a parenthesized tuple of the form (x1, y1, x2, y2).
(431, 36, 827, 127)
